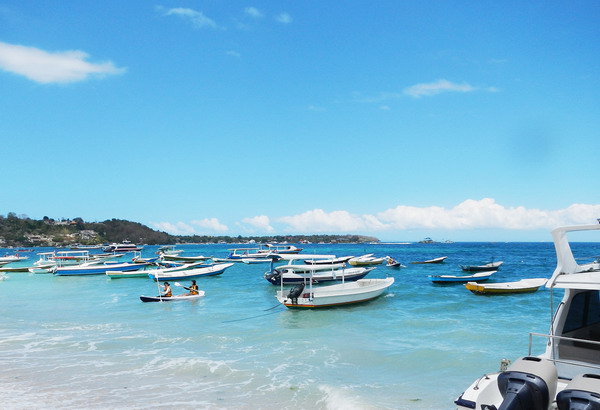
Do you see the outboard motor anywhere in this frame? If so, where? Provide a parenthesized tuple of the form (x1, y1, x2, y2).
(286, 283, 305, 305)
(497, 356, 558, 410)
(556, 373, 600, 410)
(264, 269, 282, 285)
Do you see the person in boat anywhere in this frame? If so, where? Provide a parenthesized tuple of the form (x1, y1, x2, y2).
(161, 281, 172, 297)
(184, 280, 199, 296)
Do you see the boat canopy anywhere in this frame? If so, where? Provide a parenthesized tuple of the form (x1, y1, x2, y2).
(547, 223, 600, 289)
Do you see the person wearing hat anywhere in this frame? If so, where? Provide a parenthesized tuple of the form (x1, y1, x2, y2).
(161, 281, 172, 297)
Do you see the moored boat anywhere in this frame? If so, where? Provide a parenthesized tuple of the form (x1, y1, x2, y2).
(410, 256, 448, 264)
(276, 277, 395, 308)
(0, 254, 28, 264)
(53, 261, 148, 276)
(108, 260, 213, 279)
(159, 254, 212, 263)
(348, 254, 386, 266)
(103, 240, 143, 253)
(148, 262, 234, 281)
(264, 263, 375, 285)
(304, 255, 354, 265)
(460, 261, 503, 271)
(465, 278, 547, 295)
(429, 270, 496, 283)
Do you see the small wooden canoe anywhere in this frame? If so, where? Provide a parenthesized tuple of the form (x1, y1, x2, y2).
(460, 261, 503, 272)
(140, 291, 205, 302)
(0, 265, 33, 272)
(465, 278, 547, 295)
(411, 256, 448, 264)
(429, 271, 496, 283)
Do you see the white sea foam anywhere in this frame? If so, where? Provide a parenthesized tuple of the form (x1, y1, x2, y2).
(317, 385, 373, 410)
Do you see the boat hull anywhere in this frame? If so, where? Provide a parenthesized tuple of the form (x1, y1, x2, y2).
(465, 278, 547, 295)
(460, 261, 503, 272)
(430, 271, 496, 283)
(411, 256, 448, 264)
(53, 263, 145, 276)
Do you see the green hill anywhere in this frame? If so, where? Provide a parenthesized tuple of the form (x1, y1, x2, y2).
(0, 213, 379, 247)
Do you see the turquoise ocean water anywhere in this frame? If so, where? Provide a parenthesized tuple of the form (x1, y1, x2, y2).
(1, 241, 598, 409)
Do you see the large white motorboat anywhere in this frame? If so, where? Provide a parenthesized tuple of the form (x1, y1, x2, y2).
(103, 240, 143, 253)
(455, 222, 600, 409)
(276, 277, 394, 308)
(272, 254, 393, 308)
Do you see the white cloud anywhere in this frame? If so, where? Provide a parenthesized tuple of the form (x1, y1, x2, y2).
(241, 215, 274, 232)
(244, 7, 263, 18)
(277, 199, 600, 233)
(275, 12, 292, 24)
(153, 221, 196, 235)
(159, 7, 219, 29)
(154, 200, 600, 238)
(278, 209, 384, 233)
(192, 218, 229, 232)
(0, 41, 125, 84)
(403, 79, 476, 98)
(226, 50, 241, 58)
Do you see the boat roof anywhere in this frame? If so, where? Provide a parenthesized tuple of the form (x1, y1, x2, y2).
(277, 263, 346, 271)
(547, 223, 600, 289)
(277, 254, 337, 261)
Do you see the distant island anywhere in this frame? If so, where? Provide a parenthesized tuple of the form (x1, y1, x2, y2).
(0, 213, 379, 247)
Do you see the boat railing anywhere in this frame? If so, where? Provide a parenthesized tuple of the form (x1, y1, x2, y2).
(528, 332, 600, 371)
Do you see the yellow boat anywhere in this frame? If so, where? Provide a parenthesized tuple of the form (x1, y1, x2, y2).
(465, 278, 547, 295)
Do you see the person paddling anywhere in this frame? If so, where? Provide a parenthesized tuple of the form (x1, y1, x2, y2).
(184, 280, 199, 295)
(161, 281, 172, 297)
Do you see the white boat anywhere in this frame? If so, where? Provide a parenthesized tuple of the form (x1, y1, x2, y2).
(264, 262, 375, 285)
(0, 254, 28, 264)
(103, 240, 143, 253)
(410, 256, 448, 264)
(304, 255, 354, 265)
(107, 260, 210, 279)
(226, 244, 302, 260)
(429, 271, 496, 283)
(465, 278, 547, 295)
(53, 261, 148, 276)
(159, 254, 212, 263)
(263, 244, 303, 254)
(241, 258, 273, 264)
(460, 261, 504, 271)
(456, 222, 600, 410)
(276, 277, 395, 308)
(148, 263, 234, 281)
(156, 245, 182, 256)
(348, 254, 386, 266)
(70, 244, 103, 250)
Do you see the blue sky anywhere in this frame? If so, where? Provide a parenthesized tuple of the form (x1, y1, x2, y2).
(1, 1, 599, 241)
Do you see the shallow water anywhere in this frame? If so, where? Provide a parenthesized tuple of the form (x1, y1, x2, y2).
(1, 242, 597, 409)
